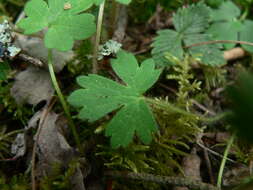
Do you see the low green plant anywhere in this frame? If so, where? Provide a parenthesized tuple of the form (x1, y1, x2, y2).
(207, 1, 253, 51)
(17, 0, 133, 150)
(151, 2, 225, 67)
(0, 174, 29, 190)
(68, 50, 162, 148)
(18, 0, 96, 51)
(40, 161, 80, 190)
(96, 144, 157, 173)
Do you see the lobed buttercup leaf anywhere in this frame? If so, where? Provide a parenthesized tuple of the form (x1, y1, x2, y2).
(68, 50, 161, 148)
(18, 0, 96, 51)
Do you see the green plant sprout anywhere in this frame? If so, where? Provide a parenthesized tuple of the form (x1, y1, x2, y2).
(17, 0, 133, 149)
(17, 0, 98, 150)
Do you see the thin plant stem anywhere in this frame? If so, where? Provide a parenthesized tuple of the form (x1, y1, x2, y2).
(47, 49, 81, 152)
(145, 97, 230, 123)
(217, 133, 236, 189)
(92, 0, 105, 74)
(185, 40, 253, 49)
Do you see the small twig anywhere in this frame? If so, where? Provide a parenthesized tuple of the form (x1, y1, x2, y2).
(92, 1, 105, 74)
(196, 141, 236, 164)
(158, 82, 177, 94)
(191, 99, 216, 116)
(203, 142, 215, 184)
(133, 47, 151, 55)
(31, 98, 56, 190)
(185, 40, 253, 49)
(105, 171, 219, 190)
(18, 53, 44, 67)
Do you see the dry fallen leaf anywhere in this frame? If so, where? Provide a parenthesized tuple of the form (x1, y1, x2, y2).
(11, 66, 54, 105)
(36, 111, 87, 190)
(15, 34, 74, 73)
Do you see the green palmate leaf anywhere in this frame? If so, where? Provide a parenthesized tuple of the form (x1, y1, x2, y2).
(210, 1, 241, 22)
(205, 0, 224, 8)
(185, 33, 225, 66)
(207, 20, 243, 49)
(151, 30, 183, 67)
(18, 0, 96, 51)
(68, 51, 161, 148)
(152, 2, 225, 67)
(173, 2, 210, 34)
(207, 1, 242, 50)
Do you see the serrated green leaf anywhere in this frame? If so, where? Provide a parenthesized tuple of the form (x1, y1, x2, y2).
(151, 30, 183, 67)
(18, 0, 96, 51)
(206, 0, 224, 8)
(185, 34, 225, 66)
(173, 2, 210, 34)
(207, 21, 242, 49)
(240, 20, 253, 52)
(68, 51, 161, 148)
(210, 1, 240, 21)
(18, 0, 49, 34)
(208, 1, 243, 50)
(152, 2, 225, 67)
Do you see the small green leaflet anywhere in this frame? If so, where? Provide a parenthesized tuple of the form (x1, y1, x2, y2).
(210, 1, 240, 22)
(68, 51, 161, 148)
(18, 0, 96, 51)
(239, 20, 253, 52)
(207, 1, 242, 49)
(151, 2, 225, 67)
(207, 1, 253, 52)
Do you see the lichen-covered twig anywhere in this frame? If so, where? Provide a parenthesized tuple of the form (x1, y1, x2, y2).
(105, 171, 220, 190)
(18, 53, 44, 67)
